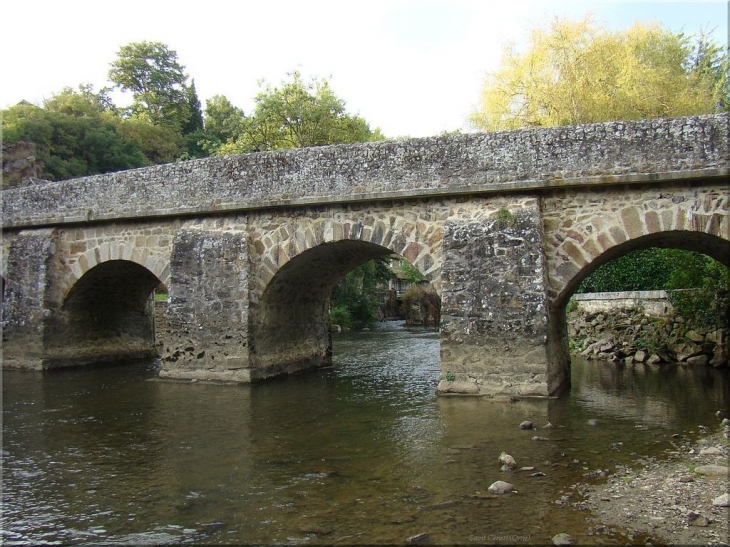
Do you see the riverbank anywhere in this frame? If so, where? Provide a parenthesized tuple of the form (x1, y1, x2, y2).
(573, 425, 729, 545)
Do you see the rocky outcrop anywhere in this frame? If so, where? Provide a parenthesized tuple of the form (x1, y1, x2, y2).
(568, 307, 728, 368)
(1, 142, 47, 188)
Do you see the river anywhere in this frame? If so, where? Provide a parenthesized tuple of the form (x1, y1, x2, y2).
(2, 321, 728, 545)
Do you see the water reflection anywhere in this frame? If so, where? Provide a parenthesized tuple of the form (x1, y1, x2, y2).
(3, 321, 728, 545)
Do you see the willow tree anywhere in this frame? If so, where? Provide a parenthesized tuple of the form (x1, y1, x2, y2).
(470, 16, 728, 130)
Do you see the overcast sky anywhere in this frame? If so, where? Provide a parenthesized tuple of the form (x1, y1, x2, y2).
(2, 1, 727, 138)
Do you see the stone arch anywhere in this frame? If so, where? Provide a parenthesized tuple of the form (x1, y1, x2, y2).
(249, 210, 443, 304)
(543, 186, 729, 394)
(548, 189, 729, 307)
(44, 259, 163, 368)
(60, 241, 170, 301)
(250, 235, 438, 380)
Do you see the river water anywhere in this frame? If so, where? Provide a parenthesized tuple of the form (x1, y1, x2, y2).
(2, 321, 728, 545)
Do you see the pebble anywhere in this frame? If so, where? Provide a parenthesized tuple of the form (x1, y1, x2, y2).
(551, 532, 574, 545)
(405, 532, 429, 544)
(698, 446, 723, 456)
(712, 493, 730, 507)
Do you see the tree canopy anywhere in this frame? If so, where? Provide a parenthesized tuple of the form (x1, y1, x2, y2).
(470, 16, 729, 131)
(108, 41, 192, 131)
(2, 87, 149, 180)
(1, 42, 386, 180)
(215, 72, 384, 155)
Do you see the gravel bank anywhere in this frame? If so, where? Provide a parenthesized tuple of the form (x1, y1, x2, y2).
(576, 427, 729, 545)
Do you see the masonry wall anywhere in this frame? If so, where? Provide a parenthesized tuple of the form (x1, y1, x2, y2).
(572, 291, 673, 316)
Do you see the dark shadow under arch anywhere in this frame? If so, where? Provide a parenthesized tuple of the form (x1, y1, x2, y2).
(45, 260, 162, 368)
(251, 240, 437, 380)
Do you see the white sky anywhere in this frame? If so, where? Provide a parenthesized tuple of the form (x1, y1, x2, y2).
(2, 1, 727, 138)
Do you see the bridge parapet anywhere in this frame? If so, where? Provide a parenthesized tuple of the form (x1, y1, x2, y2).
(2, 114, 727, 229)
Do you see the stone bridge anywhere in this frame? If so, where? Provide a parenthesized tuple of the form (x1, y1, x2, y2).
(2, 114, 728, 398)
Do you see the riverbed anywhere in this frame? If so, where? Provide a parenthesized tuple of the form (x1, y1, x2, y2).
(2, 321, 728, 545)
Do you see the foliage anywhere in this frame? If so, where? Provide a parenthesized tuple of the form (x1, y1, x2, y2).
(182, 80, 205, 135)
(330, 257, 393, 329)
(392, 259, 425, 284)
(579, 248, 729, 328)
(3, 43, 386, 180)
(109, 41, 192, 131)
(2, 88, 149, 180)
(497, 207, 515, 228)
(666, 253, 730, 327)
(330, 304, 352, 328)
(471, 16, 728, 131)
(216, 72, 384, 154)
(578, 248, 677, 292)
(203, 94, 245, 149)
(116, 117, 183, 165)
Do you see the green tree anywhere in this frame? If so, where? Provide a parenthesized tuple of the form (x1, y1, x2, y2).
(471, 16, 728, 131)
(44, 84, 116, 117)
(218, 72, 384, 154)
(330, 257, 394, 329)
(182, 79, 204, 135)
(116, 118, 184, 165)
(108, 41, 191, 131)
(200, 94, 246, 154)
(2, 87, 148, 181)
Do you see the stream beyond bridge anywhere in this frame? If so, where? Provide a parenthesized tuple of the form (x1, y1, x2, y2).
(2, 113, 728, 397)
